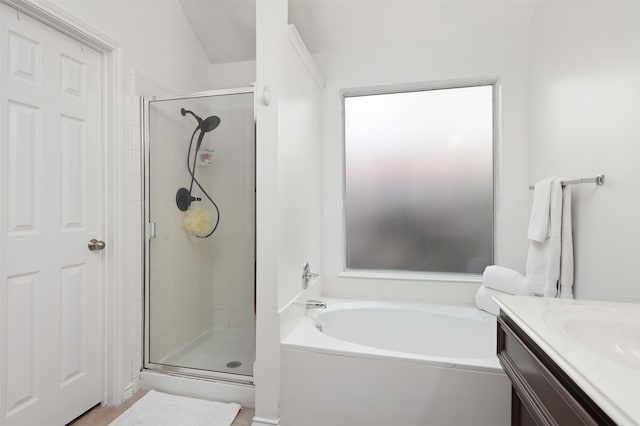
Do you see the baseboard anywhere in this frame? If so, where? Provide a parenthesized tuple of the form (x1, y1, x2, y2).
(122, 383, 134, 402)
(252, 416, 280, 426)
(132, 374, 141, 394)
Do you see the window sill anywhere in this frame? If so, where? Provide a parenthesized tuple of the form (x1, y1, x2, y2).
(338, 270, 482, 283)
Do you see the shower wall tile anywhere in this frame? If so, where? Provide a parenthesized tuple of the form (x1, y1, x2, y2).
(149, 276, 176, 360)
(214, 307, 229, 328)
(131, 282, 142, 366)
(131, 177, 141, 201)
(131, 123, 141, 151)
(229, 307, 252, 329)
(148, 189, 169, 221)
(198, 278, 214, 332)
(130, 93, 143, 389)
(131, 223, 141, 248)
(133, 324, 142, 354)
(131, 262, 142, 302)
(131, 96, 141, 127)
(130, 149, 141, 177)
(131, 201, 142, 230)
(132, 343, 142, 375)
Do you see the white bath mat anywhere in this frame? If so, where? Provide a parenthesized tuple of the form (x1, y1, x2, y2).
(108, 390, 241, 426)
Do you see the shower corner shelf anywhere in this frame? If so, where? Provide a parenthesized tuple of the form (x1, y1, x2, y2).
(197, 149, 215, 166)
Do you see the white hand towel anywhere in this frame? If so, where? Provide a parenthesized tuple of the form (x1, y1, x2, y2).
(482, 265, 527, 295)
(559, 185, 574, 299)
(526, 177, 563, 297)
(475, 286, 508, 316)
(527, 177, 556, 242)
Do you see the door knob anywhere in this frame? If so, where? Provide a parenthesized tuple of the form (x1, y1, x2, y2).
(88, 239, 106, 251)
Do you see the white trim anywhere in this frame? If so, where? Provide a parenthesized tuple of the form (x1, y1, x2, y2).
(151, 86, 255, 102)
(1, 0, 127, 406)
(122, 383, 134, 401)
(103, 44, 127, 406)
(287, 24, 325, 91)
(2, 0, 119, 50)
(340, 79, 498, 276)
(492, 81, 503, 266)
(338, 270, 482, 283)
(340, 78, 499, 98)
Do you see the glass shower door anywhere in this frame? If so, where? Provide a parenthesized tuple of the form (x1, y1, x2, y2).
(143, 88, 255, 382)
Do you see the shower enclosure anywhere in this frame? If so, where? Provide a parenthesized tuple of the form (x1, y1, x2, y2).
(142, 88, 255, 383)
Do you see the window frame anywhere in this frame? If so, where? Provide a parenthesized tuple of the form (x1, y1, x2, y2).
(340, 81, 497, 278)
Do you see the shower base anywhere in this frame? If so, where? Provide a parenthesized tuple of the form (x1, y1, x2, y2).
(159, 327, 255, 377)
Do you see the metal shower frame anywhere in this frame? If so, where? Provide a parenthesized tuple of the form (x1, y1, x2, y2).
(140, 86, 255, 385)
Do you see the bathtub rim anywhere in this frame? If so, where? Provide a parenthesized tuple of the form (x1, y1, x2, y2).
(281, 298, 504, 375)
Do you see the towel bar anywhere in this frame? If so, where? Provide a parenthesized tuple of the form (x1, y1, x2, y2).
(528, 174, 605, 190)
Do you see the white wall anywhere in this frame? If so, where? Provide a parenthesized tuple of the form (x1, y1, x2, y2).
(254, 1, 286, 423)
(528, 1, 640, 303)
(54, 0, 212, 93)
(316, 32, 530, 303)
(51, 0, 213, 400)
(254, 1, 324, 423)
(208, 60, 256, 90)
(275, 28, 323, 311)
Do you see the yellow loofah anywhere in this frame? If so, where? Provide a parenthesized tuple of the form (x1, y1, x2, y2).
(182, 204, 213, 236)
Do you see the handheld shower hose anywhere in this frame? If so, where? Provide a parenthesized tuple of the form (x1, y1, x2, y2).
(176, 108, 221, 238)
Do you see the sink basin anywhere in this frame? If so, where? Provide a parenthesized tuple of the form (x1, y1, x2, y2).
(543, 306, 640, 369)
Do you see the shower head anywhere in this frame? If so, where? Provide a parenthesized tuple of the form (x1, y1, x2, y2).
(181, 108, 220, 133)
(201, 115, 221, 133)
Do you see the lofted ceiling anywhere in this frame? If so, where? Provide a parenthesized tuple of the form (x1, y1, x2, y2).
(179, 0, 256, 64)
(179, 0, 538, 65)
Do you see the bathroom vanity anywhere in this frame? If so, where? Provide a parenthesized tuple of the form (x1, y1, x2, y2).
(494, 296, 640, 425)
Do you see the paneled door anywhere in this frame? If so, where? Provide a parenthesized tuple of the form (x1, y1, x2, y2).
(0, 4, 103, 425)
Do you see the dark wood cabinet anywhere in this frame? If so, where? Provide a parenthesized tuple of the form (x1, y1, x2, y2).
(496, 312, 615, 426)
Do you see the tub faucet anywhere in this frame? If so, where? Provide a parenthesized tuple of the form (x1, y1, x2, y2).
(294, 299, 327, 310)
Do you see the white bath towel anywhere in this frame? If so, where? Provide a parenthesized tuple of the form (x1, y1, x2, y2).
(525, 177, 573, 298)
(527, 177, 556, 242)
(482, 265, 527, 295)
(475, 286, 507, 316)
(559, 185, 574, 299)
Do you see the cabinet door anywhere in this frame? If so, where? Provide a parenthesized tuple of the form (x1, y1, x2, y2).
(511, 387, 541, 426)
(497, 315, 614, 426)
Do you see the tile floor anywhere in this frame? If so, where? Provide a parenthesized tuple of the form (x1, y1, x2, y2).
(67, 390, 254, 426)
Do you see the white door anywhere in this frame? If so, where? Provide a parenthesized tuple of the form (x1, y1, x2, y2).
(0, 4, 103, 425)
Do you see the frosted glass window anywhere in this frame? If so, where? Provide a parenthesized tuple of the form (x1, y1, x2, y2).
(344, 85, 494, 274)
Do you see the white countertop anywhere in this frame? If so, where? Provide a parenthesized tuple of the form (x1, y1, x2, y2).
(494, 295, 640, 425)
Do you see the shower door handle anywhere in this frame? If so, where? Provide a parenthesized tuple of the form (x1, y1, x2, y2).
(88, 239, 106, 251)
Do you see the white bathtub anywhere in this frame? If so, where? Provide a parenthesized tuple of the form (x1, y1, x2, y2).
(280, 298, 510, 426)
